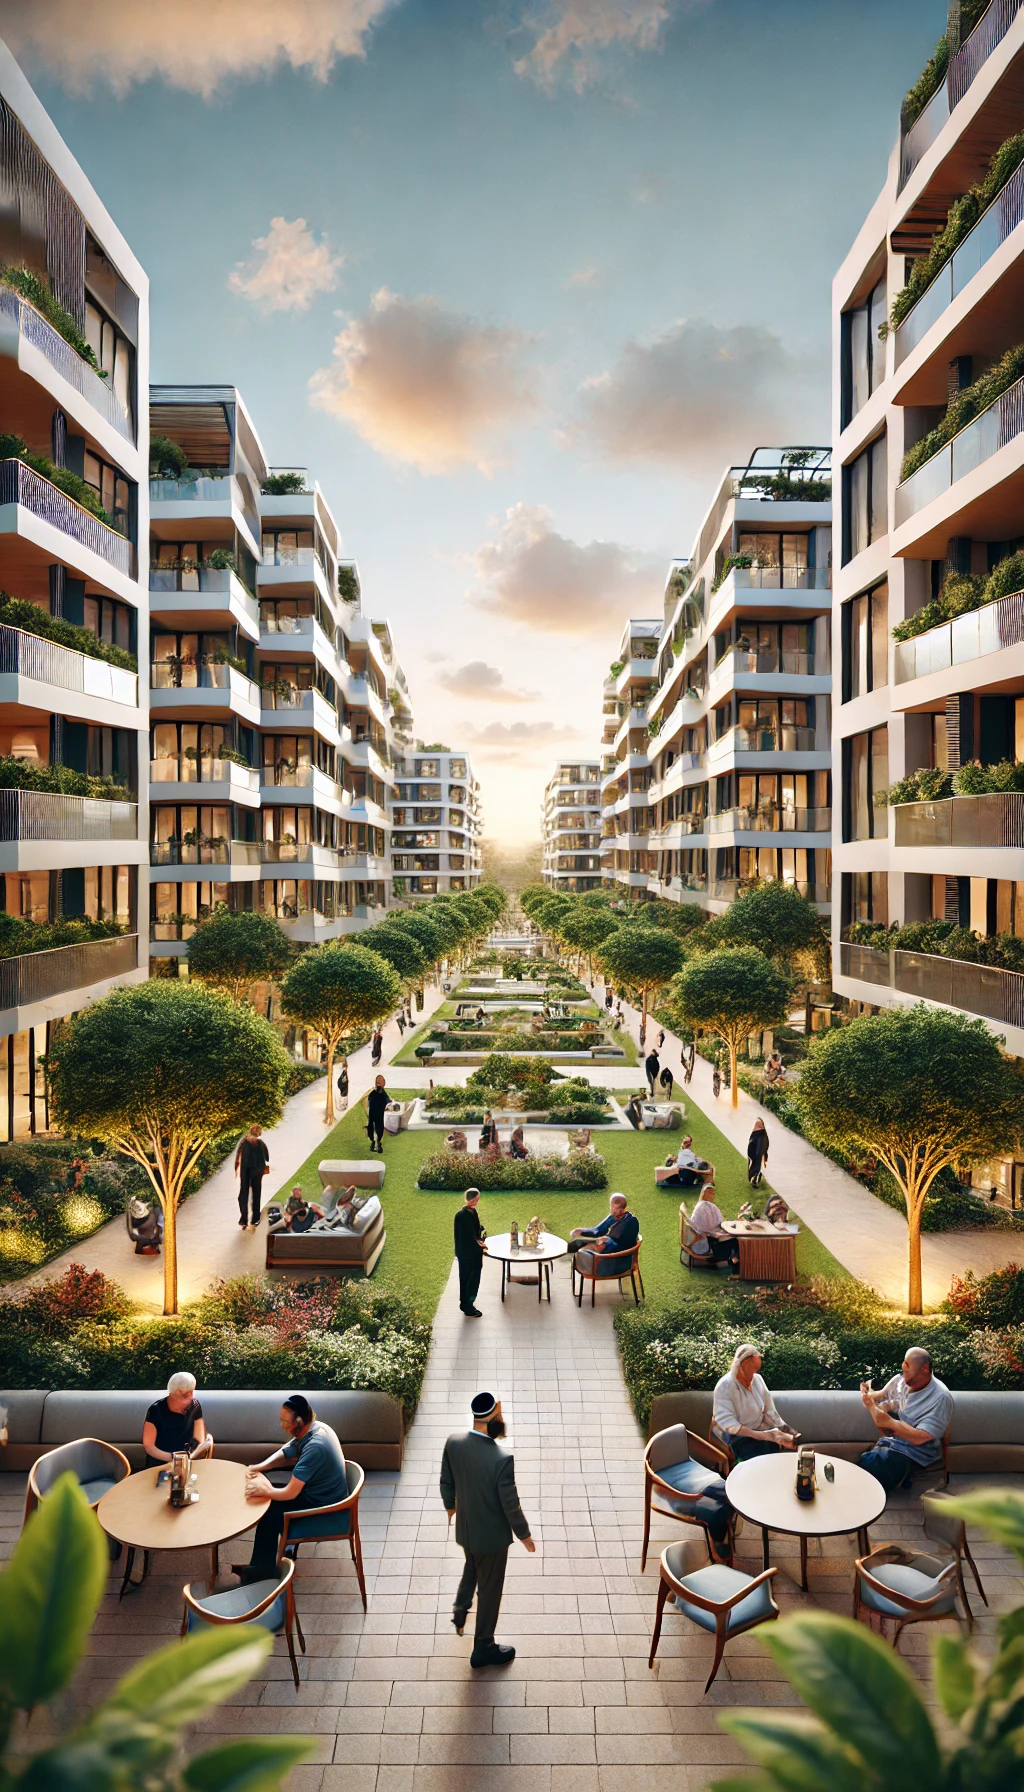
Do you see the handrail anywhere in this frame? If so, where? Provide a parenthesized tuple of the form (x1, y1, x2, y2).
(0, 284, 134, 441)
(0, 622, 138, 705)
(892, 790, 1024, 847)
(899, 2, 1023, 190)
(894, 586, 1024, 681)
(840, 939, 1024, 1029)
(0, 932, 138, 1013)
(0, 789, 137, 841)
(896, 159, 1024, 364)
(0, 459, 136, 579)
(150, 757, 260, 790)
(896, 371, 1024, 523)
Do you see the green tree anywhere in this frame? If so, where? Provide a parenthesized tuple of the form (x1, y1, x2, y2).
(703, 880, 830, 977)
(597, 923, 685, 1035)
(358, 923, 427, 993)
(797, 1005, 1024, 1313)
(713, 1488, 1024, 1792)
(386, 908, 446, 977)
(281, 943, 401, 1125)
(667, 947, 791, 1110)
(48, 981, 291, 1315)
(186, 907, 292, 1002)
(559, 905, 619, 978)
(474, 883, 507, 920)
(0, 1472, 308, 1788)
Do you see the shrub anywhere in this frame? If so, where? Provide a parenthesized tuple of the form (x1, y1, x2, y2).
(467, 1054, 556, 1089)
(0, 594, 136, 671)
(889, 128, 1024, 329)
(416, 1147, 608, 1191)
(902, 343, 1024, 482)
(284, 1060, 326, 1096)
(946, 1264, 1024, 1329)
(0, 264, 101, 367)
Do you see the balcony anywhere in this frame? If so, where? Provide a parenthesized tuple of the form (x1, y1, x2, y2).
(709, 724, 819, 759)
(150, 565, 259, 636)
(150, 473, 260, 548)
(149, 756, 261, 805)
(0, 459, 135, 580)
(150, 839, 262, 868)
(0, 284, 134, 443)
(894, 371, 1024, 528)
(899, 0, 1023, 190)
(259, 841, 340, 870)
(707, 806, 832, 834)
(0, 931, 138, 1014)
(151, 660, 261, 715)
(894, 587, 1024, 683)
(714, 648, 816, 678)
(895, 161, 1024, 368)
(839, 940, 1024, 1031)
(893, 790, 1024, 847)
(0, 789, 137, 844)
(0, 623, 138, 709)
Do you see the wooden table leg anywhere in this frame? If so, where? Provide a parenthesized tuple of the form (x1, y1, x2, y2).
(501, 1260, 506, 1303)
(210, 1543, 219, 1590)
(762, 1527, 770, 1573)
(800, 1534, 808, 1590)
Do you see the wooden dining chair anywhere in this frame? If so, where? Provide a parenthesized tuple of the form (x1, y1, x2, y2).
(24, 1438, 131, 1528)
(642, 1423, 732, 1570)
(182, 1555, 304, 1689)
(649, 1542, 780, 1691)
(921, 1492, 988, 1621)
(571, 1239, 644, 1307)
(277, 1459, 367, 1609)
(853, 1544, 962, 1646)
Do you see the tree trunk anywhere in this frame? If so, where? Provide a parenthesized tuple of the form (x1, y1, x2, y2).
(729, 1040, 739, 1108)
(906, 1185, 923, 1315)
(324, 1039, 337, 1126)
(162, 1186, 179, 1317)
(642, 987, 648, 1035)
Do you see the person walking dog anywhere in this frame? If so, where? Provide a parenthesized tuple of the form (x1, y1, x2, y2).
(440, 1391, 535, 1667)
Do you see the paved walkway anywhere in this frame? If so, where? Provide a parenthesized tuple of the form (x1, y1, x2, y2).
(599, 987, 1024, 1311)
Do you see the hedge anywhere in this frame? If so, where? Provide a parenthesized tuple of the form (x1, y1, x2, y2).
(417, 1147, 608, 1191)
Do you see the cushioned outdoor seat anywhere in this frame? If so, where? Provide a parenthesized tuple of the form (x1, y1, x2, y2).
(649, 1543, 779, 1689)
(641, 1422, 731, 1570)
(24, 1436, 131, 1527)
(854, 1545, 960, 1647)
(182, 1557, 304, 1689)
(279, 1459, 366, 1610)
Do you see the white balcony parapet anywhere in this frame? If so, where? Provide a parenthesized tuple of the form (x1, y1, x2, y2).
(0, 789, 137, 841)
(0, 623, 138, 707)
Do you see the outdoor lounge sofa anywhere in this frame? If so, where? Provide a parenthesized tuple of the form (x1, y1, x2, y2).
(0, 1387, 404, 1474)
(649, 1389, 1024, 1473)
(266, 1164, 386, 1274)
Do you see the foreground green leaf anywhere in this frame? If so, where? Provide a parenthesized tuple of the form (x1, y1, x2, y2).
(85, 1625, 273, 1733)
(183, 1737, 312, 1791)
(933, 1636, 977, 1722)
(0, 1475, 107, 1711)
(720, 1711, 866, 1792)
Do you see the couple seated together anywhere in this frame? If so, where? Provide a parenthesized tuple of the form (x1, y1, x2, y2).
(268, 1183, 377, 1235)
(567, 1192, 638, 1275)
(677, 1344, 953, 1564)
(478, 1112, 529, 1160)
(657, 1136, 714, 1189)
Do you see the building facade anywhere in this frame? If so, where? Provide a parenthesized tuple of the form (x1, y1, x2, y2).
(541, 761, 602, 890)
(391, 746, 484, 896)
(0, 45, 150, 1138)
(599, 620, 663, 898)
(832, 1, 1024, 1111)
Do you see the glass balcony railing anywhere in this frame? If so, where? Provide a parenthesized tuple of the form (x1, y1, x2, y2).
(1, 459, 135, 578)
(711, 724, 818, 755)
(150, 661, 260, 706)
(894, 587, 1024, 682)
(896, 162, 1024, 364)
(150, 839, 262, 866)
(718, 566, 831, 593)
(0, 623, 137, 706)
(149, 565, 258, 615)
(150, 756, 260, 793)
(259, 841, 339, 867)
(840, 940, 1024, 1030)
(713, 648, 817, 678)
(893, 790, 1024, 847)
(0, 932, 138, 1012)
(898, 2, 1023, 190)
(895, 373, 1024, 526)
(0, 789, 137, 841)
(710, 877, 828, 903)
(707, 806, 831, 834)
(0, 285, 134, 441)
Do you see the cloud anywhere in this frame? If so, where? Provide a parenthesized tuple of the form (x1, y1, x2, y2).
(309, 289, 537, 474)
(228, 217, 341, 313)
(514, 0, 673, 92)
(462, 719, 585, 763)
(565, 266, 601, 289)
(0, 0, 398, 96)
(437, 661, 537, 703)
(573, 316, 826, 473)
(470, 502, 661, 638)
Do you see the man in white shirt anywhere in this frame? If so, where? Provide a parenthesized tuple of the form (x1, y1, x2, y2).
(686, 1185, 738, 1268)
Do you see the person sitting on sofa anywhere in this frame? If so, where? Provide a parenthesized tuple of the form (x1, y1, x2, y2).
(857, 1348, 953, 1493)
(478, 1111, 498, 1150)
(271, 1188, 326, 1234)
(143, 1371, 209, 1470)
(712, 1344, 799, 1460)
(567, 1193, 639, 1274)
(659, 1137, 714, 1188)
(509, 1125, 528, 1160)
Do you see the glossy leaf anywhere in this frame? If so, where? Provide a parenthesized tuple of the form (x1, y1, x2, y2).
(183, 1737, 313, 1791)
(933, 1636, 978, 1723)
(0, 1474, 108, 1711)
(720, 1712, 866, 1792)
(15, 1731, 169, 1791)
(759, 1613, 941, 1785)
(85, 1625, 272, 1733)
(944, 1491, 1024, 1568)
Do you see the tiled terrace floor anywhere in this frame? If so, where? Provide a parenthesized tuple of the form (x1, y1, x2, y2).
(3, 1253, 1021, 1791)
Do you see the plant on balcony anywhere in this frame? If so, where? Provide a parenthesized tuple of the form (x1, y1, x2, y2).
(609, 660, 625, 678)
(0, 432, 115, 528)
(0, 592, 136, 671)
(888, 130, 1024, 333)
(711, 552, 755, 594)
(337, 563, 360, 604)
(49, 980, 291, 1315)
(202, 544, 237, 571)
(0, 263, 103, 371)
(901, 341, 1024, 481)
(878, 757, 1024, 803)
(148, 431, 189, 479)
(798, 1005, 1024, 1313)
(187, 907, 293, 1002)
(0, 911, 126, 963)
(901, 29, 950, 130)
(0, 753, 130, 801)
(262, 470, 309, 494)
(282, 941, 401, 1123)
(646, 715, 662, 739)
(894, 547, 1024, 641)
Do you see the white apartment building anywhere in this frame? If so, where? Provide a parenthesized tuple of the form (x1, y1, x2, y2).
(0, 44, 149, 1138)
(600, 619, 663, 897)
(392, 747, 484, 896)
(646, 452, 833, 912)
(832, 0, 1024, 1135)
(148, 386, 411, 956)
(541, 761, 602, 890)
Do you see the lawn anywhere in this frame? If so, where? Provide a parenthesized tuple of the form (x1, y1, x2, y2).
(391, 1001, 639, 1067)
(274, 1089, 848, 1321)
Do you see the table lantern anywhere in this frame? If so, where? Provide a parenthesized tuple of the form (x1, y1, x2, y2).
(169, 1450, 191, 1507)
(795, 1446, 817, 1503)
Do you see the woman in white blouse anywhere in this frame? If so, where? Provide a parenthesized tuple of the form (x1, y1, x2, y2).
(712, 1344, 799, 1461)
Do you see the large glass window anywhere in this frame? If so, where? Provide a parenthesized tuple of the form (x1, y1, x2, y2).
(843, 434, 887, 563)
(841, 277, 887, 427)
(842, 581, 889, 700)
(843, 725, 888, 840)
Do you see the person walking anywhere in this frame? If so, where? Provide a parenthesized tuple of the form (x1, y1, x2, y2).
(659, 1062, 675, 1101)
(657, 1028, 665, 1050)
(645, 1048, 660, 1097)
(234, 1124, 269, 1230)
(365, 1074, 389, 1153)
(396, 1010, 407, 1036)
(454, 1186, 487, 1317)
(336, 1055, 349, 1110)
(371, 1028, 384, 1067)
(639, 1022, 647, 1051)
(605, 986, 613, 1010)
(683, 1041, 695, 1085)
(712, 1062, 722, 1100)
(747, 1118, 769, 1187)
(440, 1391, 535, 1667)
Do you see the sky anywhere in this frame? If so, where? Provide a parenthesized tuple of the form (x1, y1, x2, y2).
(2, 0, 942, 841)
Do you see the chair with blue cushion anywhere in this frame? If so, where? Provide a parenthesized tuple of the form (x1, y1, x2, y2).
(853, 1544, 962, 1646)
(277, 1459, 366, 1610)
(921, 1491, 987, 1621)
(24, 1438, 131, 1528)
(181, 1556, 303, 1689)
(649, 1543, 780, 1691)
(642, 1423, 732, 1571)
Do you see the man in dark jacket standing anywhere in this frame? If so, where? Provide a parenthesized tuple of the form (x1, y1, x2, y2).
(453, 1186, 487, 1316)
(440, 1391, 535, 1667)
(645, 1048, 660, 1097)
(365, 1075, 389, 1152)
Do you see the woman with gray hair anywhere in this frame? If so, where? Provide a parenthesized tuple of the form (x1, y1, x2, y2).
(142, 1372, 211, 1469)
(712, 1344, 798, 1461)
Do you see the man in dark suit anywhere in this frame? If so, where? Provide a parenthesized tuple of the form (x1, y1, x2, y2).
(440, 1391, 535, 1667)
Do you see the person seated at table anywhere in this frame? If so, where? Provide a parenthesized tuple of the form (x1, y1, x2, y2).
(143, 1371, 210, 1470)
(660, 1136, 715, 1188)
(237, 1394, 349, 1583)
(567, 1192, 639, 1274)
(478, 1110, 498, 1150)
(685, 1185, 738, 1269)
(509, 1125, 528, 1160)
(475, 1006, 486, 1025)
(763, 1192, 790, 1226)
(712, 1344, 799, 1460)
(857, 1348, 953, 1494)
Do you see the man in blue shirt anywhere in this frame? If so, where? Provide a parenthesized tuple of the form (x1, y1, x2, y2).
(567, 1193, 639, 1275)
(236, 1394, 348, 1581)
(858, 1348, 954, 1493)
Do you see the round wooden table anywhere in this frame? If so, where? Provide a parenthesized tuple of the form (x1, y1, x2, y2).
(726, 1451, 885, 1588)
(97, 1460, 270, 1598)
(486, 1230, 568, 1303)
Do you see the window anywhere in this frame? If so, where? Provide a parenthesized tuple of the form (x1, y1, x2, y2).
(736, 532, 810, 574)
(84, 299, 134, 420)
(843, 725, 888, 840)
(841, 277, 887, 427)
(842, 870, 888, 930)
(841, 581, 889, 700)
(843, 434, 887, 563)
(83, 451, 131, 535)
(82, 594, 133, 653)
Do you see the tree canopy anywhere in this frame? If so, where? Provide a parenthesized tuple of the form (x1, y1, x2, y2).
(281, 942, 401, 1123)
(186, 907, 292, 1002)
(358, 923, 427, 990)
(558, 905, 619, 972)
(667, 947, 792, 1108)
(701, 881, 829, 976)
(597, 923, 685, 1027)
(385, 908, 446, 970)
(48, 980, 291, 1313)
(797, 1004, 1024, 1311)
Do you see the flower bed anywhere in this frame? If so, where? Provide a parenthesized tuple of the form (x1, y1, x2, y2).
(417, 1147, 607, 1192)
(0, 1267, 431, 1422)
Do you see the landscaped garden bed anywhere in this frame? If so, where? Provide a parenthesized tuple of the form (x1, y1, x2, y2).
(417, 1146, 607, 1191)
(420, 1055, 616, 1127)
